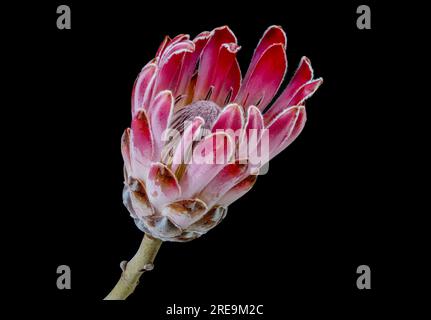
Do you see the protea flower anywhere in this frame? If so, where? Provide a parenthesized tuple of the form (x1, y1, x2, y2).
(105, 25, 322, 300)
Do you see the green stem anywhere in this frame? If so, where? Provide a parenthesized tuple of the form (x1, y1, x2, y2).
(104, 234, 162, 300)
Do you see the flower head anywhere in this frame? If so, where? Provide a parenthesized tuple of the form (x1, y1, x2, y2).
(122, 26, 322, 241)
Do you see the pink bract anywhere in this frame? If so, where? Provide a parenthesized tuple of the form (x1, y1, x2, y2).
(122, 26, 322, 241)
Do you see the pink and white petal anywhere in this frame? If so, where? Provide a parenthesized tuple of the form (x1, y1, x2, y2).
(211, 103, 244, 133)
(168, 34, 190, 46)
(219, 58, 242, 105)
(236, 43, 286, 110)
(121, 128, 132, 176)
(131, 109, 154, 178)
(157, 34, 190, 62)
(239, 105, 264, 158)
(148, 90, 174, 161)
(154, 45, 194, 94)
(249, 25, 287, 72)
(211, 103, 244, 147)
(155, 36, 172, 59)
(131, 62, 157, 115)
(180, 132, 234, 199)
(175, 32, 211, 98)
(199, 162, 248, 207)
(162, 198, 207, 230)
(193, 26, 237, 100)
(283, 78, 323, 108)
(266, 106, 301, 158)
(209, 43, 241, 104)
(279, 56, 314, 100)
(217, 175, 257, 207)
(244, 105, 264, 141)
(271, 106, 307, 160)
(154, 53, 183, 93)
(264, 57, 320, 123)
(146, 162, 181, 208)
(239, 26, 286, 98)
(171, 116, 204, 173)
(142, 71, 157, 112)
(160, 40, 195, 65)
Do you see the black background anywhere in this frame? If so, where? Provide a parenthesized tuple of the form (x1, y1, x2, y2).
(5, 0, 427, 316)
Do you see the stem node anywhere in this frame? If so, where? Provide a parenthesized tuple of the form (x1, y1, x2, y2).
(104, 234, 162, 300)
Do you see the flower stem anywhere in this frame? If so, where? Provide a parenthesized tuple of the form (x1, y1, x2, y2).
(104, 234, 162, 300)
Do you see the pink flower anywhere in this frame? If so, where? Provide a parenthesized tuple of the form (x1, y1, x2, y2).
(121, 26, 322, 241)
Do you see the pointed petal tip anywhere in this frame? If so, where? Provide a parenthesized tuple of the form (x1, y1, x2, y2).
(314, 77, 324, 85)
(236, 42, 287, 110)
(212, 103, 245, 133)
(224, 102, 242, 110)
(148, 162, 182, 199)
(155, 89, 174, 99)
(135, 107, 149, 119)
(214, 25, 234, 33)
(299, 77, 323, 101)
(247, 104, 262, 114)
(122, 127, 131, 137)
(211, 25, 238, 43)
(264, 25, 287, 46)
(267, 104, 301, 127)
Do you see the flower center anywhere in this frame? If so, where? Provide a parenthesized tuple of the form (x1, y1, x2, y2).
(171, 100, 221, 133)
(162, 100, 222, 176)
